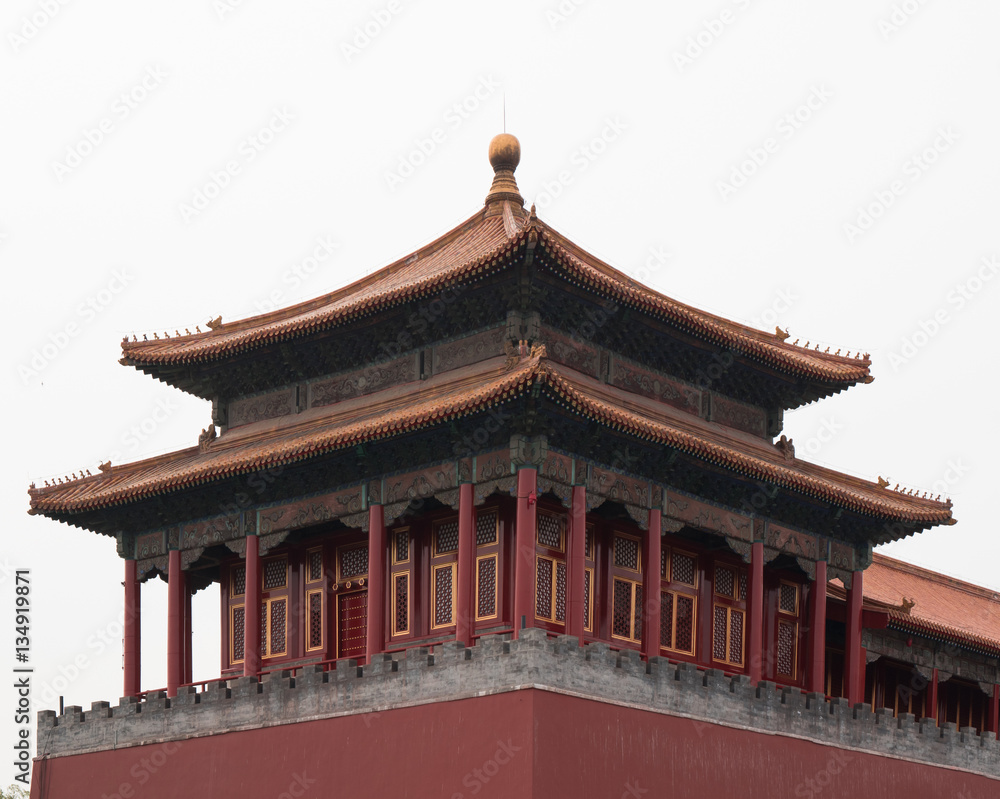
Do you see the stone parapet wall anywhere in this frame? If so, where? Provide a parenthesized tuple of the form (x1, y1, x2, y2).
(37, 630, 1000, 778)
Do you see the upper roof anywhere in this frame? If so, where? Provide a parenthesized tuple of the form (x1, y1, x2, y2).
(854, 554, 1000, 656)
(120, 136, 872, 402)
(29, 346, 952, 535)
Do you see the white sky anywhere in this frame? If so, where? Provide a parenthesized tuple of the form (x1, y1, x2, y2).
(3, 0, 999, 776)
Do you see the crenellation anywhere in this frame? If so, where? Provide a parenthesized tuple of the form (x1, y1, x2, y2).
(33, 633, 1000, 777)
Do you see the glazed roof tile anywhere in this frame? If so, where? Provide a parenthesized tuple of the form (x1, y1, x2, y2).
(120, 207, 871, 390)
(30, 352, 950, 530)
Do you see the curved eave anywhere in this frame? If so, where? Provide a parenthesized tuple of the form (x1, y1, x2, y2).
(886, 615, 1000, 659)
(537, 228, 873, 389)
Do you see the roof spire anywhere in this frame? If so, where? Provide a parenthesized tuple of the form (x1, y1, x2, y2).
(484, 133, 525, 218)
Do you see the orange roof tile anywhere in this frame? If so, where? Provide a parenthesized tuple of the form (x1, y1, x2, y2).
(120, 207, 870, 391)
(858, 554, 1000, 655)
(30, 352, 949, 531)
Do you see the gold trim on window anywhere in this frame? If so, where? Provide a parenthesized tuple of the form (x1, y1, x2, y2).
(711, 603, 745, 667)
(659, 590, 698, 657)
(230, 564, 246, 598)
(392, 527, 411, 565)
(610, 577, 642, 643)
(613, 533, 642, 573)
(261, 597, 288, 658)
(431, 563, 458, 630)
(536, 510, 566, 552)
(475, 554, 499, 621)
(534, 554, 567, 625)
(230, 603, 245, 665)
(433, 518, 460, 556)
(305, 548, 324, 584)
(778, 581, 800, 616)
(337, 543, 369, 582)
(391, 571, 411, 636)
(305, 588, 324, 652)
(583, 567, 594, 633)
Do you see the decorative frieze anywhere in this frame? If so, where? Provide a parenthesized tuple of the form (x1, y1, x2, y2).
(662, 490, 752, 542)
(540, 327, 601, 377)
(766, 523, 818, 560)
(309, 356, 417, 408)
(709, 394, 768, 438)
(608, 355, 701, 416)
(228, 388, 295, 429)
(432, 326, 505, 373)
(863, 628, 1000, 686)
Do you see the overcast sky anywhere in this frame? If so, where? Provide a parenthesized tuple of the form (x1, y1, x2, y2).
(3, 0, 999, 773)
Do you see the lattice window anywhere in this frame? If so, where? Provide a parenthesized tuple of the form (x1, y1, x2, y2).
(476, 510, 498, 546)
(779, 583, 799, 615)
(715, 566, 735, 598)
(738, 571, 748, 601)
(433, 564, 455, 628)
(536, 557, 554, 619)
(394, 529, 409, 563)
(436, 520, 459, 554)
(476, 555, 498, 619)
(612, 578, 638, 640)
(269, 598, 287, 655)
(537, 512, 564, 550)
(614, 535, 640, 572)
(713, 606, 728, 661)
(660, 590, 696, 655)
(671, 552, 696, 587)
(583, 569, 592, 631)
(231, 565, 246, 597)
(307, 550, 323, 583)
(777, 619, 796, 677)
(675, 595, 695, 654)
(307, 590, 323, 650)
(555, 561, 567, 623)
(585, 525, 594, 560)
(393, 573, 409, 635)
(263, 557, 287, 590)
(231, 605, 245, 662)
(661, 548, 668, 580)
(340, 545, 368, 580)
(713, 605, 744, 666)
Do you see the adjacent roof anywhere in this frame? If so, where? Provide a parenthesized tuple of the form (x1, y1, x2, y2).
(29, 349, 951, 532)
(856, 554, 1000, 656)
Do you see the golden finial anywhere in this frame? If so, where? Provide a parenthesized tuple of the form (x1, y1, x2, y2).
(485, 133, 524, 216)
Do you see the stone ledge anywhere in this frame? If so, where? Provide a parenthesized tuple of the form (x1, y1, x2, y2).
(36, 628, 1000, 777)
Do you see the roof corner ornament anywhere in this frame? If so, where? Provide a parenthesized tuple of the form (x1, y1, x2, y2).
(877, 476, 890, 488)
(206, 315, 222, 330)
(775, 434, 795, 461)
(198, 425, 217, 453)
(774, 326, 789, 341)
(98, 461, 112, 474)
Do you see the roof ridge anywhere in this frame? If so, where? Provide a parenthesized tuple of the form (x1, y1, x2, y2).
(872, 553, 1000, 601)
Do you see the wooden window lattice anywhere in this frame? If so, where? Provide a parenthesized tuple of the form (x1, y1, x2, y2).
(476, 556, 497, 619)
(476, 510, 498, 546)
(536, 558, 554, 618)
(307, 550, 323, 583)
(738, 571, 748, 601)
(675, 595, 694, 653)
(713, 606, 728, 660)
(612, 578, 636, 639)
(232, 565, 246, 597)
(715, 566, 735, 598)
(307, 591, 323, 650)
(555, 561, 567, 623)
(537, 512, 563, 550)
(777, 620, 796, 677)
(394, 573, 409, 634)
(394, 530, 409, 563)
(614, 535, 640, 571)
(779, 583, 798, 615)
(583, 569, 592, 631)
(340, 545, 368, 580)
(433, 565, 455, 627)
(672, 552, 696, 586)
(232, 605, 245, 662)
(263, 558, 287, 590)
(436, 520, 459, 554)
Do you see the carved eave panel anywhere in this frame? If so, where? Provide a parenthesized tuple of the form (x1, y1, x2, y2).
(862, 628, 1000, 687)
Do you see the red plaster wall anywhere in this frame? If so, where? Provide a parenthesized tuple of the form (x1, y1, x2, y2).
(30, 690, 1000, 799)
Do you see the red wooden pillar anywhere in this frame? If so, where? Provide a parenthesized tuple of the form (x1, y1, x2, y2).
(987, 684, 999, 734)
(166, 549, 184, 697)
(456, 483, 476, 646)
(243, 534, 261, 678)
(844, 569, 864, 706)
(366, 504, 386, 664)
(641, 508, 662, 661)
(183, 586, 193, 685)
(807, 560, 828, 694)
(926, 668, 939, 724)
(123, 559, 140, 698)
(566, 485, 587, 643)
(748, 541, 765, 685)
(513, 468, 537, 639)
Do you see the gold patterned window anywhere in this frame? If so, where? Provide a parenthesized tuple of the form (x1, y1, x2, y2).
(389, 527, 412, 638)
(776, 581, 801, 679)
(306, 589, 323, 652)
(660, 546, 699, 657)
(611, 577, 642, 643)
(712, 562, 747, 667)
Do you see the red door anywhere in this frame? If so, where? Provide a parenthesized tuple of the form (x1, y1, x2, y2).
(337, 590, 368, 660)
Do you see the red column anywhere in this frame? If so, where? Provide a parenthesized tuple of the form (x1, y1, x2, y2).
(456, 484, 476, 646)
(748, 541, 764, 685)
(808, 560, 828, 694)
(243, 535, 261, 678)
(166, 550, 184, 697)
(183, 586, 193, 685)
(513, 468, 537, 639)
(844, 569, 864, 706)
(566, 485, 586, 642)
(365, 504, 386, 664)
(641, 508, 662, 661)
(988, 684, 999, 734)
(926, 668, 939, 724)
(123, 559, 140, 698)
